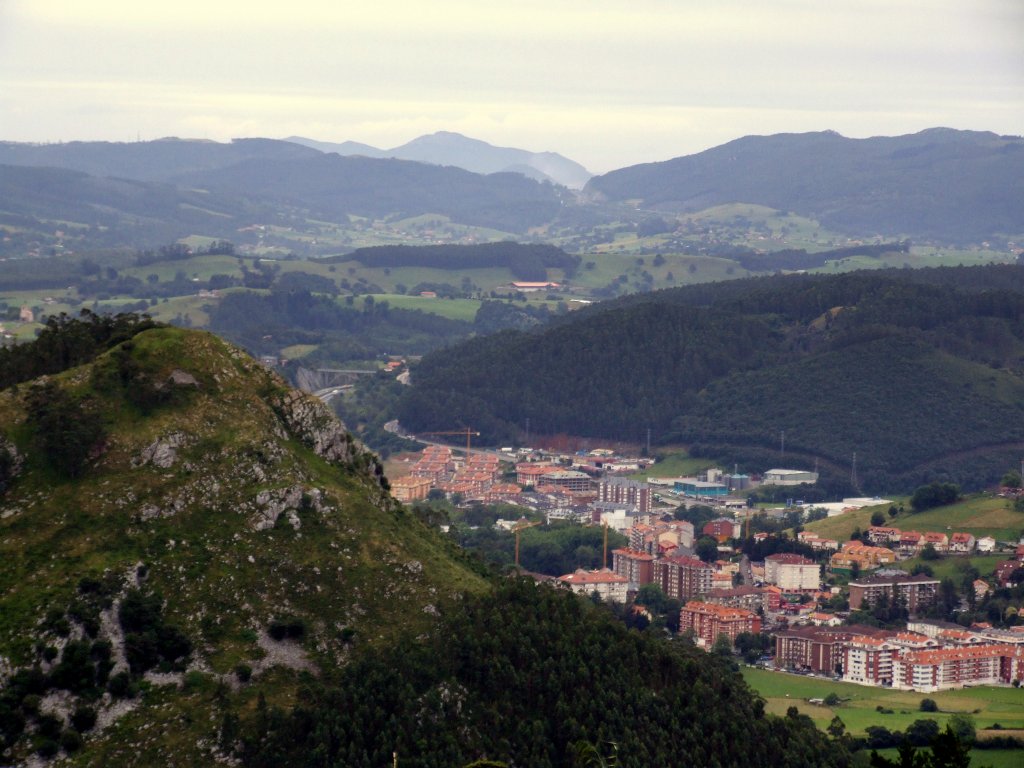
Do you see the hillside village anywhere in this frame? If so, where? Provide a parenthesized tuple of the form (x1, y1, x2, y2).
(390, 441, 1024, 694)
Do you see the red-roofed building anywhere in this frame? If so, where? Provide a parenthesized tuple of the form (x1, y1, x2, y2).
(893, 644, 1022, 692)
(703, 518, 740, 542)
(611, 548, 655, 588)
(950, 532, 975, 554)
(680, 601, 760, 648)
(558, 569, 628, 602)
(654, 555, 713, 601)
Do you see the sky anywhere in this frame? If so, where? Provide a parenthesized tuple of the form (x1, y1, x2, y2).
(0, 0, 1022, 173)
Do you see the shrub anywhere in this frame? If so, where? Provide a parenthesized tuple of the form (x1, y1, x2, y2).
(919, 697, 938, 712)
(60, 728, 84, 753)
(234, 664, 252, 683)
(70, 705, 97, 732)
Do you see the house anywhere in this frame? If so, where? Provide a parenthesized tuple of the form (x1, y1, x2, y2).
(973, 579, 991, 602)
(977, 536, 997, 553)
(866, 526, 901, 546)
(994, 560, 1024, 588)
(897, 531, 926, 557)
(950, 532, 975, 554)
(557, 569, 629, 602)
(922, 532, 949, 553)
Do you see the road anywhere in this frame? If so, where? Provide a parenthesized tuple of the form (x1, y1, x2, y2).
(383, 420, 513, 461)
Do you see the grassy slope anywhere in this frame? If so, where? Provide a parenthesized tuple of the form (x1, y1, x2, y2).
(805, 495, 1024, 544)
(742, 667, 1024, 735)
(0, 327, 487, 763)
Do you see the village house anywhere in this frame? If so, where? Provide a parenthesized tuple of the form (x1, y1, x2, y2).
(949, 532, 976, 554)
(557, 568, 629, 603)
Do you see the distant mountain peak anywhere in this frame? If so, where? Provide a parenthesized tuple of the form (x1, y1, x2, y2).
(285, 132, 592, 189)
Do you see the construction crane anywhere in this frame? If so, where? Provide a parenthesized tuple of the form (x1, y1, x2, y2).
(416, 428, 481, 455)
(511, 519, 542, 568)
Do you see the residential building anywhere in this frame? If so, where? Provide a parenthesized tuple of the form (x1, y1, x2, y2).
(764, 554, 820, 591)
(977, 536, 996, 553)
(897, 531, 926, 557)
(558, 569, 629, 603)
(892, 645, 1016, 692)
(679, 601, 760, 648)
(540, 470, 592, 492)
(654, 555, 713, 601)
(775, 626, 881, 675)
(611, 548, 655, 589)
(922, 532, 949, 553)
(866, 526, 901, 546)
(515, 463, 558, 486)
(705, 586, 771, 613)
(848, 574, 940, 615)
(702, 517, 740, 542)
(843, 636, 900, 686)
(390, 475, 432, 502)
(950, 532, 975, 554)
(600, 477, 652, 515)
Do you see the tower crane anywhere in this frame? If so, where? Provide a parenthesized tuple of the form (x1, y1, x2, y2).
(511, 518, 542, 568)
(416, 427, 481, 455)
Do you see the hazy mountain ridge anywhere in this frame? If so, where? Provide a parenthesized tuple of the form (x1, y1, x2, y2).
(585, 128, 1024, 243)
(285, 130, 594, 189)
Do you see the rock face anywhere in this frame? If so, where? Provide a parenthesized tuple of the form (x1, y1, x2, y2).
(138, 432, 188, 468)
(0, 437, 22, 494)
(274, 390, 357, 465)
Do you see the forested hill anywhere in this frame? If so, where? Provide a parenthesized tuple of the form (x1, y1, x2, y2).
(584, 128, 1024, 242)
(398, 266, 1024, 493)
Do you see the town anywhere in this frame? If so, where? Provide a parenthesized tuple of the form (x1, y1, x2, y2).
(389, 439, 1024, 694)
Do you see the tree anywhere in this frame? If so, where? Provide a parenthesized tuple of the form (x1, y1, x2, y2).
(827, 715, 846, 739)
(919, 698, 938, 712)
(711, 633, 733, 658)
(920, 543, 941, 561)
(25, 381, 105, 478)
(946, 714, 975, 746)
(871, 510, 886, 526)
(695, 536, 719, 563)
(1000, 469, 1022, 488)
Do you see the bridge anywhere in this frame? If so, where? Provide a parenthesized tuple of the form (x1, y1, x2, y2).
(295, 366, 376, 393)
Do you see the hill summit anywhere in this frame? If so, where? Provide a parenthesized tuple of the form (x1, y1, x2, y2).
(0, 320, 486, 763)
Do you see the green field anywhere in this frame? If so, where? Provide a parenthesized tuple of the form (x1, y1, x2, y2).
(630, 450, 715, 480)
(742, 667, 1024, 737)
(804, 494, 1023, 544)
(357, 293, 483, 322)
(871, 746, 1023, 767)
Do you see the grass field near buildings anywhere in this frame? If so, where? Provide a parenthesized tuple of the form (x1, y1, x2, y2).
(804, 494, 1023, 545)
(742, 667, 1024, 737)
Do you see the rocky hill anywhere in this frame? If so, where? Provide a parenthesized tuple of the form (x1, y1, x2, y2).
(0, 322, 487, 764)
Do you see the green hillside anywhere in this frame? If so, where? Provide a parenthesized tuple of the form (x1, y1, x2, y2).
(0, 322, 487, 763)
(398, 267, 1024, 493)
(586, 129, 1024, 243)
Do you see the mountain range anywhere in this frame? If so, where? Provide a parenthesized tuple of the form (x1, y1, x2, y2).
(1, 129, 1022, 250)
(284, 130, 593, 189)
(585, 128, 1024, 243)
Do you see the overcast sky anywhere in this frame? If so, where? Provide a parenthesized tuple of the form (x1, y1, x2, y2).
(1, 0, 1021, 173)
